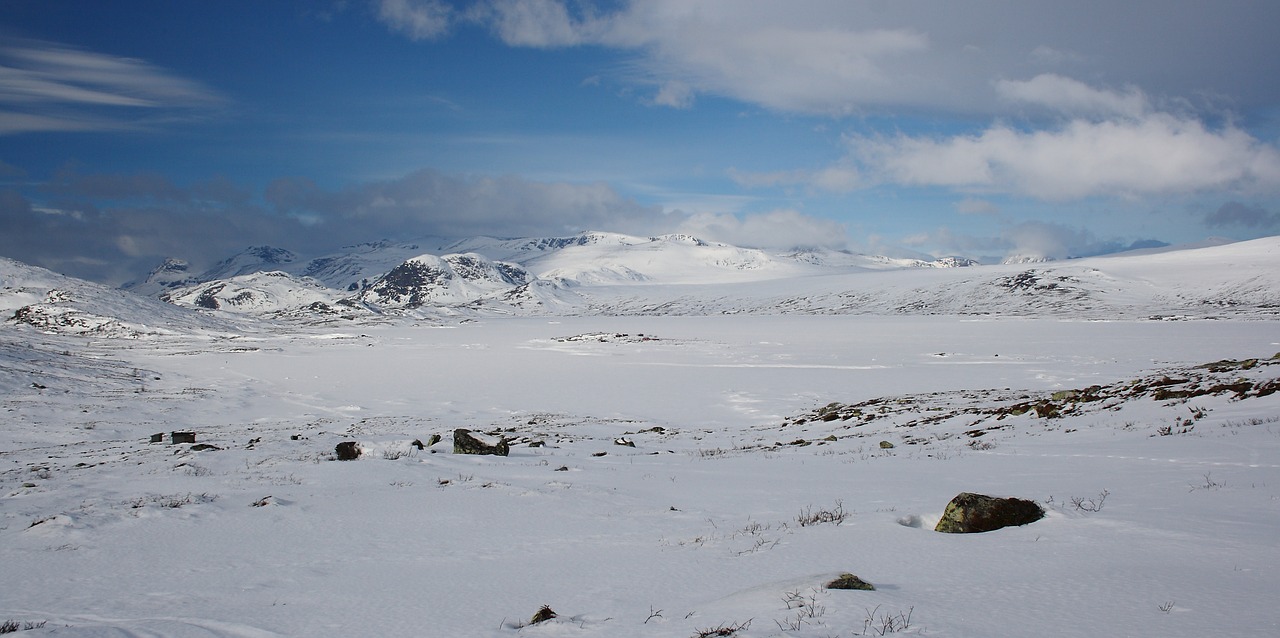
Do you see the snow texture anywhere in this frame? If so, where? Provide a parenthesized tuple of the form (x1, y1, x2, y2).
(2, 237, 1279, 636)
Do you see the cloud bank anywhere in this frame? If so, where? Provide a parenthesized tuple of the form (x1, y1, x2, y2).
(3, 168, 849, 284)
(373, 1, 1280, 118)
(399, 2, 1280, 207)
(905, 221, 1169, 262)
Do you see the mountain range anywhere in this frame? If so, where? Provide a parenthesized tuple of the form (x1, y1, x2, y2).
(4, 231, 1278, 334)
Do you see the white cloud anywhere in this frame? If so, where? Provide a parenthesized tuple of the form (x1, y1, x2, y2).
(902, 221, 1159, 262)
(855, 113, 1280, 200)
(375, 0, 454, 41)
(676, 209, 848, 250)
(384, 1, 1280, 119)
(996, 73, 1149, 118)
(455, 0, 930, 115)
(477, 0, 602, 46)
(1001, 220, 1095, 260)
(612, 16, 929, 115)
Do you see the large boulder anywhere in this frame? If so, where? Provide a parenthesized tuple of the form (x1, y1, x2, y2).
(334, 441, 361, 461)
(453, 429, 510, 456)
(934, 492, 1044, 533)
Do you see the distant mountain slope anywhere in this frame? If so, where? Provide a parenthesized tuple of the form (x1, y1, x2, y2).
(136, 230, 986, 318)
(2, 257, 236, 337)
(356, 253, 530, 309)
(9, 233, 1278, 327)
(576, 236, 1280, 319)
(160, 270, 366, 319)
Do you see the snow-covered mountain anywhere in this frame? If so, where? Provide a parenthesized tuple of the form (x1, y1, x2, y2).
(357, 253, 530, 309)
(2, 256, 236, 337)
(6, 233, 1279, 333)
(135, 231, 1000, 319)
(159, 271, 368, 320)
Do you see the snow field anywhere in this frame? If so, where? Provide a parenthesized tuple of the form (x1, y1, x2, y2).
(2, 316, 1279, 636)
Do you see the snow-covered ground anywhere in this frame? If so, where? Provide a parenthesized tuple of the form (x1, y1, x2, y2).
(3, 314, 1279, 637)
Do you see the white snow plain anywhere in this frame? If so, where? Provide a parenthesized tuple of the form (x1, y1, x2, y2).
(3, 314, 1279, 637)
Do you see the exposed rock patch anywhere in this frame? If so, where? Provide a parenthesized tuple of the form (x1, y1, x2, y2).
(826, 573, 875, 590)
(453, 429, 509, 456)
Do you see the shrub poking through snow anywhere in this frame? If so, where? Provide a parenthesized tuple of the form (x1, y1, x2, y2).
(0, 620, 46, 634)
(863, 606, 913, 635)
(692, 619, 751, 637)
(797, 499, 849, 526)
(934, 492, 1044, 533)
(529, 605, 556, 625)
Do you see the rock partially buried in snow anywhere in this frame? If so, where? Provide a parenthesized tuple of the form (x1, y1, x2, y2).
(935, 492, 1045, 533)
(453, 429, 509, 456)
(334, 441, 361, 461)
(826, 573, 875, 590)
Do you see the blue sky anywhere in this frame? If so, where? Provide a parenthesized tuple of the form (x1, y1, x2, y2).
(2, 0, 1280, 283)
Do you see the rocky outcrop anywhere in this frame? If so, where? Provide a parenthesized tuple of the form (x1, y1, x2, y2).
(935, 492, 1044, 533)
(453, 429, 510, 456)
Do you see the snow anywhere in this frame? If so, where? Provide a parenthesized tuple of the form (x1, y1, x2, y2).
(2, 242, 1280, 636)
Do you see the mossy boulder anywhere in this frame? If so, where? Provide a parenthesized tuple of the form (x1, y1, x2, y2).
(826, 573, 875, 590)
(935, 492, 1044, 533)
(453, 429, 509, 456)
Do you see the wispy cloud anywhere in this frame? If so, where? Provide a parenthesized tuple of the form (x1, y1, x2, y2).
(996, 74, 1150, 119)
(0, 39, 226, 135)
(374, 0, 455, 41)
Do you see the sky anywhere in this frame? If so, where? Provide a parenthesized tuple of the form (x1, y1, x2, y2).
(2, 0, 1280, 284)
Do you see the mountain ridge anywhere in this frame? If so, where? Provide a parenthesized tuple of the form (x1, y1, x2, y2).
(7, 233, 1279, 333)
